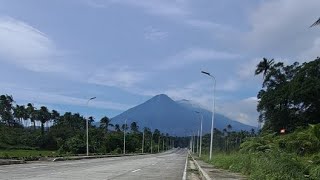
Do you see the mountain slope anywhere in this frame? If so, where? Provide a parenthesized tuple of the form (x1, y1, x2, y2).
(112, 94, 256, 135)
(176, 99, 257, 133)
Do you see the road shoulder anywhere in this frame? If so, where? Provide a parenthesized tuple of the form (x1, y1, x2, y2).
(190, 154, 247, 180)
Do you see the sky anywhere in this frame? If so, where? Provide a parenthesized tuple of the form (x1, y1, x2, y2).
(0, 0, 320, 127)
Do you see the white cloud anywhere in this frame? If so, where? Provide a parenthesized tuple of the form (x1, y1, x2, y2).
(138, 83, 258, 126)
(299, 37, 320, 61)
(160, 48, 239, 69)
(0, 16, 65, 72)
(185, 19, 222, 29)
(0, 83, 132, 111)
(217, 79, 239, 92)
(185, 19, 237, 36)
(88, 65, 146, 88)
(217, 97, 258, 126)
(136, 80, 237, 110)
(144, 26, 168, 41)
(83, 0, 108, 8)
(237, 58, 261, 79)
(245, 0, 320, 57)
(86, 0, 190, 17)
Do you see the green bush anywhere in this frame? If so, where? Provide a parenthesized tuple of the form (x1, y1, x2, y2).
(203, 125, 320, 179)
(310, 165, 320, 179)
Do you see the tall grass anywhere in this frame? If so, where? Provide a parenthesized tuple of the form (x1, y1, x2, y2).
(201, 125, 320, 179)
(0, 150, 57, 160)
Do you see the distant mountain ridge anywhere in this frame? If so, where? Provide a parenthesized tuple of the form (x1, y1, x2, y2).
(111, 94, 257, 136)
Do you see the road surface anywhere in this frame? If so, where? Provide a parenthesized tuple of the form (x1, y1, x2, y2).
(0, 148, 187, 180)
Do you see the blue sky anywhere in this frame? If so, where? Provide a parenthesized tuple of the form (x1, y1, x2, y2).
(0, 0, 320, 127)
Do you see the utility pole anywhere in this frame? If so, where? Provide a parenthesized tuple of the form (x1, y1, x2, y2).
(123, 119, 127, 155)
(162, 138, 165, 152)
(158, 136, 160, 153)
(151, 132, 153, 153)
(197, 130, 199, 154)
(86, 97, 96, 156)
(142, 130, 145, 153)
(201, 71, 216, 160)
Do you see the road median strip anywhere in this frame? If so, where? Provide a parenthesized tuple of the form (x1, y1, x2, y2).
(189, 152, 212, 180)
(52, 153, 147, 162)
(0, 159, 25, 165)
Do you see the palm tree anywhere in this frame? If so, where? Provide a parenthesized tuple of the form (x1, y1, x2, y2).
(227, 124, 232, 132)
(99, 116, 113, 133)
(0, 95, 14, 126)
(310, 17, 320, 27)
(26, 103, 36, 130)
(114, 124, 121, 132)
(130, 121, 139, 133)
(50, 110, 60, 127)
(37, 106, 51, 135)
(255, 58, 274, 79)
(13, 105, 23, 125)
(121, 123, 128, 132)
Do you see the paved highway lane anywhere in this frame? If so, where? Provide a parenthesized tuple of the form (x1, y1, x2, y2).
(0, 148, 187, 180)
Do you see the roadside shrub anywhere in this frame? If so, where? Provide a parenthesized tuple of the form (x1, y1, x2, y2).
(310, 165, 320, 179)
(111, 147, 122, 154)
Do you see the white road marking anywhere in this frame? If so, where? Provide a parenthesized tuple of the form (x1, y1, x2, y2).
(182, 150, 188, 180)
(131, 169, 141, 173)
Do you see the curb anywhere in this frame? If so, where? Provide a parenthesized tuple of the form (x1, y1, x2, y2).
(189, 152, 212, 180)
(52, 153, 147, 162)
(0, 159, 25, 166)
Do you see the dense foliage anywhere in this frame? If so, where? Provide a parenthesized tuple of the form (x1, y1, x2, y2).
(0, 95, 188, 157)
(255, 58, 320, 132)
(203, 125, 320, 179)
(200, 58, 320, 179)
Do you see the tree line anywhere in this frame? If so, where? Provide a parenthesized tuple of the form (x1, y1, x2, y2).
(255, 57, 320, 133)
(0, 95, 186, 155)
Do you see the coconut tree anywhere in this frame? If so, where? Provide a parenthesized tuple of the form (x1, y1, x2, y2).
(37, 106, 51, 135)
(26, 103, 36, 130)
(114, 124, 121, 132)
(227, 124, 232, 132)
(310, 17, 320, 27)
(130, 121, 139, 133)
(99, 116, 113, 133)
(50, 110, 60, 128)
(255, 58, 275, 79)
(0, 95, 14, 126)
(13, 105, 26, 126)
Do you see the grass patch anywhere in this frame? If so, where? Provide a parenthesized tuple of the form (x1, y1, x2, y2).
(0, 149, 57, 160)
(201, 152, 310, 179)
(201, 150, 320, 179)
(199, 125, 320, 179)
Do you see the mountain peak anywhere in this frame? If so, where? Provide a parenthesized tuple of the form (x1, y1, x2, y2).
(154, 94, 170, 98)
(149, 94, 173, 102)
(112, 94, 257, 135)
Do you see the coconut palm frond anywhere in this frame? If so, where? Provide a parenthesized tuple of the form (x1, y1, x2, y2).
(310, 17, 320, 28)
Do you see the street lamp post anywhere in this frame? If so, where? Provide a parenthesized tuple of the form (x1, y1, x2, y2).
(142, 129, 145, 153)
(195, 111, 203, 157)
(86, 97, 96, 156)
(197, 130, 199, 154)
(162, 137, 165, 152)
(151, 132, 153, 153)
(201, 70, 216, 160)
(193, 133, 196, 153)
(158, 135, 160, 153)
(123, 119, 127, 154)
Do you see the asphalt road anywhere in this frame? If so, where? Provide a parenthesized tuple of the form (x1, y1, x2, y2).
(0, 148, 187, 180)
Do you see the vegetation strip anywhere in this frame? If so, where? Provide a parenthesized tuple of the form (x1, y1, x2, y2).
(189, 152, 212, 180)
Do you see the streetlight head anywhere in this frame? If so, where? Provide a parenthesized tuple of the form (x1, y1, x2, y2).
(90, 97, 96, 100)
(201, 71, 211, 76)
(195, 111, 200, 114)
